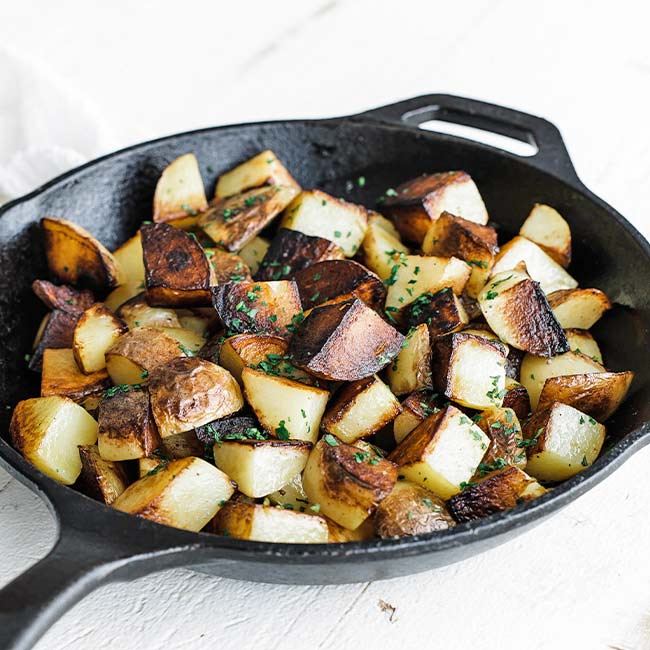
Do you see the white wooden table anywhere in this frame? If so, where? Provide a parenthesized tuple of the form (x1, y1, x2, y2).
(1, 1, 650, 648)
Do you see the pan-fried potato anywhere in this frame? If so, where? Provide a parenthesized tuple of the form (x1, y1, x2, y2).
(501, 378, 531, 421)
(41, 348, 111, 402)
(422, 211, 498, 297)
(98, 387, 161, 460)
(31, 279, 94, 313)
(491, 236, 577, 294)
(537, 371, 633, 421)
(519, 203, 571, 267)
(374, 480, 456, 538)
(474, 407, 526, 470)
(150, 327, 205, 356)
(431, 332, 507, 409)
(293, 259, 386, 311)
(280, 190, 368, 257)
(153, 153, 208, 223)
(148, 357, 242, 438)
(389, 405, 489, 499)
(478, 267, 568, 357)
(241, 367, 329, 443)
(382, 171, 489, 244)
(116, 294, 181, 330)
(520, 350, 605, 409)
(212, 501, 329, 543)
(212, 280, 302, 336)
(360, 213, 409, 280)
(112, 231, 145, 284)
(10, 396, 98, 484)
(113, 457, 234, 532)
(448, 466, 546, 522)
(385, 254, 471, 313)
(213, 439, 311, 498)
(238, 236, 270, 275)
(104, 281, 143, 313)
(77, 444, 129, 504)
(523, 403, 606, 481)
(72, 304, 127, 373)
(393, 391, 445, 444)
(386, 324, 432, 395)
(256, 228, 344, 281)
(200, 185, 296, 252)
(204, 248, 252, 284)
(289, 298, 404, 381)
(267, 472, 313, 510)
(159, 430, 204, 459)
(177, 311, 212, 338)
(29, 309, 79, 372)
(215, 150, 300, 198)
(321, 375, 401, 443)
(303, 437, 397, 530)
(105, 327, 184, 385)
(564, 329, 603, 364)
(141, 223, 213, 307)
(41, 217, 124, 289)
(325, 516, 375, 542)
(547, 288, 612, 329)
(404, 287, 469, 337)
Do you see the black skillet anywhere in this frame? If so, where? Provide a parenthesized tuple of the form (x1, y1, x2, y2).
(1, 94, 649, 650)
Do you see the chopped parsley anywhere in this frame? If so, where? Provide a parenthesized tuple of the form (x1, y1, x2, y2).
(324, 434, 338, 446)
(275, 420, 291, 440)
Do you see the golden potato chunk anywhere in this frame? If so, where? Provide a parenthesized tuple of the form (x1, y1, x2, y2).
(238, 236, 270, 275)
(104, 281, 143, 313)
(41, 348, 110, 402)
(403, 287, 469, 337)
(78, 444, 129, 504)
(473, 407, 526, 471)
(72, 303, 127, 373)
(547, 288, 612, 329)
(393, 391, 445, 444)
(360, 213, 409, 280)
(112, 231, 146, 284)
(564, 329, 603, 364)
(386, 324, 432, 396)
(519, 203, 571, 267)
(116, 294, 181, 330)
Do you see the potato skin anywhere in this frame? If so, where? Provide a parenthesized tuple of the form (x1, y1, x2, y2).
(194, 414, 259, 445)
(77, 444, 129, 505)
(474, 407, 526, 471)
(205, 249, 252, 284)
(404, 287, 468, 337)
(501, 379, 531, 421)
(40, 348, 111, 402)
(106, 327, 183, 374)
(31, 279, 95, 313)
(29, 309, 80, 372)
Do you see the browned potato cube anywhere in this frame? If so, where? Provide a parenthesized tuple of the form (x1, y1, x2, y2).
(386, 324, 432, 396)
(98, 387, 161, 460)
(325, 516, 376, 542)
(473, 407, 526, 472)
(519, 203, 571, 267)
(141, 223, 213, 307)
(422, 211, 498, 297)
(393, 391, 446, 444)
(41, 217, 124, 289)
(564, 329, 603, 364)
(160, 430, 204, 459)
(73, 303, 128, 373)
(448, 466, 546, 522)
(293, 259, 386, 312)
(360, 213, 409, 280)
(29, 309, 80, 372)
(116, 294, 181, 330)
(41, 348, 111, 402)
(148, 357, 243, 438)
(321, 375, 401, 443)
(382, 171, 488, 244)
(204, 248, 252, 284)
(77, 444, 129, 504)
(212, 280, 302, 336)
(547, 288, 612, 329)
(501, 378, 531, 421)
(404, 287, 469, 337)
(31, 279, 94, 313)
(289, 298, 405, 381)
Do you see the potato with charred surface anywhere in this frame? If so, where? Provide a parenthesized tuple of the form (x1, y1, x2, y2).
(386, 324, 432, 396)
(72, 304, 127, 373)
(374, 480, 456, 538)
(523, 403, 606, 482)
(212, 280, 302, 336)
(113, 457, 234, 532)
(473, 407, 526, 471)
(11, 396, 98, 485)
(77, 445, 129, 505)
(212, 501, 329, 543)
(289, 298, 405, 381)
(519, 203, 571, 267)
(32, 279, 95, 313)
(478, 267, 569, 357)
(422, 211, 498, 297)
(141, 223, 213, 307)
(360, 213, 409, 280)
(41, 217, 124, 290)
(302, 436, 398, 530)
(381, 171, 489, 245)
(501, 378, 531, 421)
(41, 348, 111, 403)
(293, 259, 386, 311)
(403, 287, 469, 337)
(448, 466, 547, 522)
(204, 248, 252, 284)
(29, 309, 80, 372)
(148, 357, 243, 439)
(393, 391, 446, 444)
(548, 288, 612, 329)
(321, 375, 401, 444)
(116, 294, 181, 330)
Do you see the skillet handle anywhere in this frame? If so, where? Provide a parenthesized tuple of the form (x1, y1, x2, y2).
(357, 94, 580, 183)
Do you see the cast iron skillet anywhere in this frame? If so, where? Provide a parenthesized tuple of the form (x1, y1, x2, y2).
(1, 94, 649, 650)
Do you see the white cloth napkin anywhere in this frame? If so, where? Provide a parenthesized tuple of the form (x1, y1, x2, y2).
(0, 47, 114, 205)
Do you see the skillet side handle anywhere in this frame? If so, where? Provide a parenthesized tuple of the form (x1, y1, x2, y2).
(357, 94, 581, 184)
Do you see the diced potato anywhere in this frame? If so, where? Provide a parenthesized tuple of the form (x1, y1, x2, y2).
(177, 311, 211, 338)
(431, 332, 507, 409)
(117, 294, 181, 330)
(389, 405, 489, 499)
(537, 371, 633, 421)
(548, 288, 612, 329)
(267, 472, 313, 510)
(385, 254, 470, 312)
(404, 287, 469, 336)
(31, 279, 95, 313)
(448, 466, 546, 522)
(112, 231, 145, 284)
(565, 329, 603, 364)
(393, 391, 445, 444)
(238, 236, 270, 276)
(104, 281, 143, 313)
(491, 236, 577, 294)
(204, 248, 251, 284)
(478, 267, 568, 357)
(321, 375, 401, 443)
(523, 403, 606, 481)
(213, 439, 311, 498)
(113, 457, 234, 532)
(215, 150, 300, 198)
(153, 153, 208, 223)
(72, 303, 127, 373)
(241, 368, 329, 443)
(160, 430, 203, 459)
(289, 298, 404, 381)
(138, 456, 161, 478)
(150, 327, 205, 356)
(520, 350, 605, 409)
(501, 377, 531, 421)
(325, 516, 376, 542)
(474, 407, 526, 471)
(280, 190, 368, 257)
(386, 324, 432, 395)
(382, 171, 488, 244)
(10, 396, 99, 484)
(29, 309, 79, 372)
(212, 501, 328, 543)
(519, 203, 571, 267)
(78, 444, 129, 504)
(303, 437, 397, 530)
(361, 214, 409, 280)
(148, 357, 242, 438)
(41, 217, 124, 290)
(41, 348, 110, 402)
